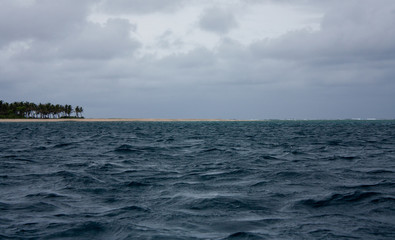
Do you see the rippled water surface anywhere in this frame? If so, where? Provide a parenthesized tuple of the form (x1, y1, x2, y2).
(1, 121, 395, 239)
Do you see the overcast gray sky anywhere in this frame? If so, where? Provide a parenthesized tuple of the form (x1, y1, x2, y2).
(1, 0, 394, 119)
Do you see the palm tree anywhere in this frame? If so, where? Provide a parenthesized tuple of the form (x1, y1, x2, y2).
(38, 103, 44, 118)
(27, 102, 37, 118)
(0, 100, 84, 119)
(75, 106, 79, 118)
(79, 106, 83, 118)
(75, 106, 83, 118)
(65, 105, 73, 117)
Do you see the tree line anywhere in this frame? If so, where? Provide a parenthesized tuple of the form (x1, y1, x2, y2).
(0, 100, 84, 119)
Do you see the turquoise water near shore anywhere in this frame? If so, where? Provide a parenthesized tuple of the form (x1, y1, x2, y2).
(1, 121, 394, 239)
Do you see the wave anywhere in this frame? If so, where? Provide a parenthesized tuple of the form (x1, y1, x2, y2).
(44, 221, 107, 239)
(25, 192, 66, 199)
(113, 144, 163, 154)
(297, 191, 381, 208)
(186, 196, 268, 211)
(223, 231, 266, 240)
(1, 121, 395, 239)
(1, 201, 58, 213)
(126, 181, 150, 187)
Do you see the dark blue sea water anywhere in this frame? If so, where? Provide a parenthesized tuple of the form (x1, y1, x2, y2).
(0, 121, 394, 239)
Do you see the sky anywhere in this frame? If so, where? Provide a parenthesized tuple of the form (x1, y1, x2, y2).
(1, 0, 394, 119)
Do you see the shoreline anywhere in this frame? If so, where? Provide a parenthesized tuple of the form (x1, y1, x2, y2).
(0, 118, 246, 123)
(1, 118, 391, 123)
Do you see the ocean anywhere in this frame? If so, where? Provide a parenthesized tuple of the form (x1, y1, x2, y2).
(0, 121, 394, 239)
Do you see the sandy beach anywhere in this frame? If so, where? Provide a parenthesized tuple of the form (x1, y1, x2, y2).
(0, 118, 243, 123)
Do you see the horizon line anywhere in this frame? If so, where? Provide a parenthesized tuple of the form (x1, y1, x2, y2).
(0, 118, 394, 123)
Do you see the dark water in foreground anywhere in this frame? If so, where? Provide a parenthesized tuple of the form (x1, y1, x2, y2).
(0, 121, 394, 239)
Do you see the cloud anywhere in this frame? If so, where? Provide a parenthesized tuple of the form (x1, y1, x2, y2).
(199, 7, 238, 34)
(97, 0, 185, 14)
(257, 0, 395, 58)
(58, 19, 140, 60)
(0, 0, 142, 104)
(155, 30, 184, 49)
(249, 0, 395, 86)
(1, 0, 394, 119)
(0, 0, 92, 46)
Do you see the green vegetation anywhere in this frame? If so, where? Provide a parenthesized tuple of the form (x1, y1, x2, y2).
(0, 100, 84, 119)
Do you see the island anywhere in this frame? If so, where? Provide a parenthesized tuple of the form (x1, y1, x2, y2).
(0, 100, 83, 119)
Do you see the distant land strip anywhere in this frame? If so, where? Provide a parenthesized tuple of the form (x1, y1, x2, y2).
(0, 118, 253, 122)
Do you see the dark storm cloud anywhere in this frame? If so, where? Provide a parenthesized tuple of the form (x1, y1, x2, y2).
(198, 7, 238, 34)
